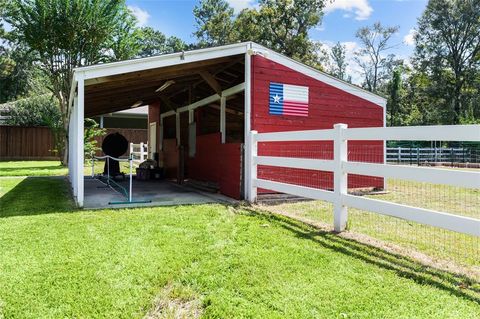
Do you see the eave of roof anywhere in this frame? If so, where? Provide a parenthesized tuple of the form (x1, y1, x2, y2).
(71, 41, 386, 109)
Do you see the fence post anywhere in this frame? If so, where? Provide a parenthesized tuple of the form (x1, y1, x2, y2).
(140, 142, 145, 161)
(333, 123, 348, 232)
(248, 130, 258, 203)
(397, 147, 401, 163)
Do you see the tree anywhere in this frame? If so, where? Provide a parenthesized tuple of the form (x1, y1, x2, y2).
(243, 0, 327, 66)
(6, 0, 137, 164)
(414, 0, 480, 124)
(0, 0, 15, 80)
(193, 0, 235, 47)
(387, 68, 402, 126)
(4, 94, 61, 127)
(137, 27, 187, 58)
(193, 0, 328, 68)
(329, 42, 351, 82)
(108, 6, 143, 61)
(84, 118, 105, 158)
(355, 22, 400, 93)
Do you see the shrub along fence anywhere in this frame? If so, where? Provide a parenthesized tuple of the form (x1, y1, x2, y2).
(0, 126, 147, 161)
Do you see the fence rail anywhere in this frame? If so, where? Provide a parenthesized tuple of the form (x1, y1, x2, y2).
(250, 124, 480, 237)
(386, 147, 479, 164)
(129, 142, 148, 163)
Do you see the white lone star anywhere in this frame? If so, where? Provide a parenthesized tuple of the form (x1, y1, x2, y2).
(273, 94, 281, 103)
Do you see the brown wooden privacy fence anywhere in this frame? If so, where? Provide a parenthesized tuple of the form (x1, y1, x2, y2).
(0, 126, 57, 160)
(0, 126, 148, 160)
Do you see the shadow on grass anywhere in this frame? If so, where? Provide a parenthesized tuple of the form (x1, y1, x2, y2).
(0, 177, 76, 218)
(239, 206, 480, 304)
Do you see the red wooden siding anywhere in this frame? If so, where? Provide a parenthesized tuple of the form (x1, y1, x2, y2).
(161, 138, 179, 178)
(251, 55, 384, 191)
(187, 133, 242, 199)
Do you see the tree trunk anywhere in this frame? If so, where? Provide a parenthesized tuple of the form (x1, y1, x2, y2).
(453, 82, 462, 124)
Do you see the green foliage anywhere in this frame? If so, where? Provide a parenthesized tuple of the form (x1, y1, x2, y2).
(193, 0, 235, 47)
(107, 6, 143, 61)
(414, 0, 480, 124)
(387, 68, 403, 126)
(193, 0, 327, 68)
(355, 22, 400, 94)
(5, 0, 135, 163)
(84, 118, 105, 158)
(137, 27, 187, 57)
(4, 94, 61, 127)
(328, 42, 351, 82)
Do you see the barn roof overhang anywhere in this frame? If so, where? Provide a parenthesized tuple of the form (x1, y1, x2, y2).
(70, 41, 386, 119)
(73, 43, 249, 117)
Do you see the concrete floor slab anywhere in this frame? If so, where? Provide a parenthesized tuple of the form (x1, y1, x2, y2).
(83, 177, 235, 209)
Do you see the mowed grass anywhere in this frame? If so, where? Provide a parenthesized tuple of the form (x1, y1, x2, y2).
(261, 178, 480, 267)
(0, 161, 67, 176)
(0, 176, 479, 318)
(0, 160, 136, 177)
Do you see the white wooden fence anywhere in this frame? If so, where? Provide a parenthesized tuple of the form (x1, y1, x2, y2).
(249, 124, 480, 236)
(129, 142, 148, 163)
(386, 147, 477, 164)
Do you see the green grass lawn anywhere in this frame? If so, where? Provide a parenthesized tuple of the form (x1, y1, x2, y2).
(0, 160, 137, 177)
(0, 176, 479, 318)
(261, 179, 480, 268)
(0, 161, 67, 176)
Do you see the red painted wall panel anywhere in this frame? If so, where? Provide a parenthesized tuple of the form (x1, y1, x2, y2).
(187, 133, 242, 199)
(251, 56, 384, 191)
(162, 138, 178, 178)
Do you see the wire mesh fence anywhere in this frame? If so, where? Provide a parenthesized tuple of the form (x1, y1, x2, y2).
(256, 139, 480, 273)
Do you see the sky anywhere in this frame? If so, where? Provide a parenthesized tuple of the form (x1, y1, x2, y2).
(125, 0, 428, 83)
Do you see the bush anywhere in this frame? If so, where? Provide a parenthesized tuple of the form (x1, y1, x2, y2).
(4, 94, 62, 127)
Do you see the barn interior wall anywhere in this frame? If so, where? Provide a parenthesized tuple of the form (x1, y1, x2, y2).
(154, 94, 245, 198)
(251, 55, 385, 191)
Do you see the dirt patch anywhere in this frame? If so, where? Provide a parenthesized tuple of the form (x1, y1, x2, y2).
(144, 283, 203, 319)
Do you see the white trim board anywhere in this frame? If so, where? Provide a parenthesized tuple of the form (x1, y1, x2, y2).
(70, 42, 384, 107)
(74, 43, 250, 81)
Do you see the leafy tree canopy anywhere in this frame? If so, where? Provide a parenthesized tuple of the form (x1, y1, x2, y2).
(414, 0, 480, 124)
(193, 0, 327, 68)
(5, 0, 139, 163)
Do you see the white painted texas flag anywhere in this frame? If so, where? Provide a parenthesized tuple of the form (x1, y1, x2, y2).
(269, 82, 309, 117)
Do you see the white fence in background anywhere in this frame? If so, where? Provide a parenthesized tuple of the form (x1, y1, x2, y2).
(249, 124, 480, 236)
(129, 142, 148, 163)
(386, 147, 478, 164)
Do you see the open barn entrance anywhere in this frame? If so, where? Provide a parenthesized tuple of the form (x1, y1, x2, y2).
(72, 48, 247, 207)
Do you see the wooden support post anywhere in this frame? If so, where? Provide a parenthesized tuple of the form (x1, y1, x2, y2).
(220, 96, 226, 144)
(159, 117, 164, 151)
(76, 77, 85, 207)
(189, 109, 194, 124)
(244, 46, 252, 200)
(249, 130, 258, 202)
(333, 123, 348, 232)
(176, 112, 180, 146)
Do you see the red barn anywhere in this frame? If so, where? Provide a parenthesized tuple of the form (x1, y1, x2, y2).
(69, 42, 385, 207)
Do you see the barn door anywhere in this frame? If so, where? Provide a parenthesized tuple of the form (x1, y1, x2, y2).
(149, 122, 157, 159)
